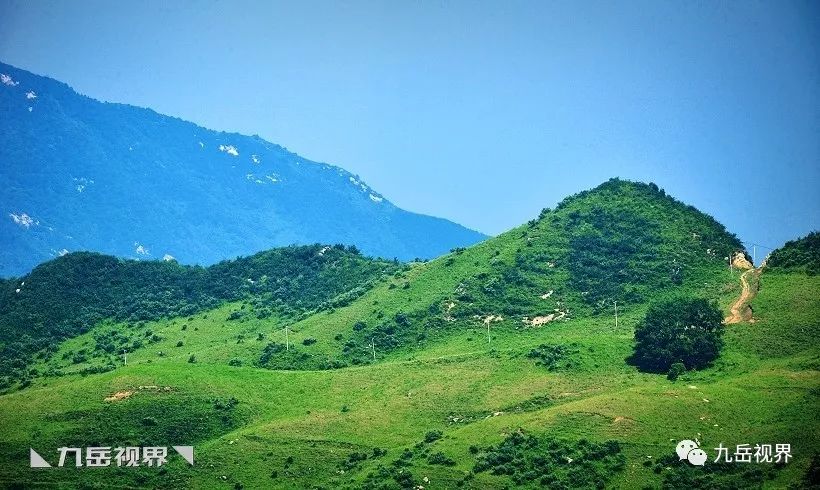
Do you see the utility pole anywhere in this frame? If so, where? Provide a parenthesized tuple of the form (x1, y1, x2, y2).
(614, 301, 618, 329)
(284, 325, 289, 351)
(487, 319, 491, 344)
(370, 338, 376, 361)
(123, 349, 127, 366)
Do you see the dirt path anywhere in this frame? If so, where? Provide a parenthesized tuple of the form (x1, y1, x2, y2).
(724, 268, 759, 324)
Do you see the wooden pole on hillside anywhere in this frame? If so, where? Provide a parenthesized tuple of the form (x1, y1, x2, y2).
(614, 301, 618, 329)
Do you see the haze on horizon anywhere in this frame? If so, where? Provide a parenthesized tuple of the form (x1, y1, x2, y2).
(0, 0, 818, 256)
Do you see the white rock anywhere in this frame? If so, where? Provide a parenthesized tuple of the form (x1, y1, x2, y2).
(0, 74, 18, 86)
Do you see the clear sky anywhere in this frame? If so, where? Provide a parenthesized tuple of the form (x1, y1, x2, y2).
(1, 0, 818, 257)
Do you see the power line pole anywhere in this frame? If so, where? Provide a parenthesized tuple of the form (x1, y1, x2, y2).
(614, 301, 618, 329)
(123, 349, 127, 366)
(370, 338, 376, 361)
(487, 319, 491, 344)
(284, 325, 289, 351)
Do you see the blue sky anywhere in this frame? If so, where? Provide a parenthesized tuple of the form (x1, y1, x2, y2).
(0, 0, 818, 256)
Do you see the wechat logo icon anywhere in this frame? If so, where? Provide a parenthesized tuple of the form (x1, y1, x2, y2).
(676, 439, 708, 466)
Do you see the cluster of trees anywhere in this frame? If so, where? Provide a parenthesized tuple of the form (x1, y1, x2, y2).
(647, 452, 781, 488)
(0, 244, 398, 388)
(472, 432, 626, 488)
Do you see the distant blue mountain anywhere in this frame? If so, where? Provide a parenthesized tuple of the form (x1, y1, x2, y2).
(0, 62, 486, 276)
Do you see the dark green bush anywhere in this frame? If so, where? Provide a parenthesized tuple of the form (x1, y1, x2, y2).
(424, 430, 443, 443)
(667, 362, 686, 381)
(526, 343, 579, 370)
(428, 452, 456, 466)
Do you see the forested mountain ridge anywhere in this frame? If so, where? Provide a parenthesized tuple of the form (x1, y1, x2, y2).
(0, 61, 486, 276)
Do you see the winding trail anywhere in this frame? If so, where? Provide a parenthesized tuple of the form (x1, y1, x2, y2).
(724, 268, 759, 324)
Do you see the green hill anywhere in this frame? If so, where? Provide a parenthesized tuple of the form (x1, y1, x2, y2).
(0, 245, 399, 388)
(249, 178, 745, 369)
(764, 231, 820, 274)
(0, 179, 817, 489)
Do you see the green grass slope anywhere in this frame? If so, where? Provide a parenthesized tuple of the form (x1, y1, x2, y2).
(0, 179, 817, 489)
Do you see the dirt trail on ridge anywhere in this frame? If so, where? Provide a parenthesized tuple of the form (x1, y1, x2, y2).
(724, 268, 759, 324)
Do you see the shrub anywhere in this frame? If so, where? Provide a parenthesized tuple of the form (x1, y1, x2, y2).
(228, 358, 242, 367)
(526, 343, 579, 371)
(424, 430, 443, 443)
(302, 338, 316, 346)
(667, 362, 686, 381)
(188, 354, 196, 363)
(213, 397, 239, 410)
(630, 297, 723, 373)
(428, 452, 456, 466)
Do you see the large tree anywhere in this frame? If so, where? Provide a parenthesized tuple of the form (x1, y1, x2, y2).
(630, 297, 724, 373)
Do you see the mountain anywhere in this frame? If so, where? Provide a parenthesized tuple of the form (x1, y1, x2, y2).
(0, 180, 817, 489)
(0, 62, 486, 277)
